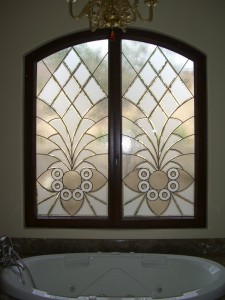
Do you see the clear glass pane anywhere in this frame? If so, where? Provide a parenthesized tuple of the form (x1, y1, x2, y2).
(75, 40, 108, 73)
(150, 48, 167, 72)
(160, 48, 188, 73)
(122, 40, 156, 72)
(122, 41, 195, 218)
(180, 60, 194, 95)
(43, 48, 69, 73)
(36, 40, 109, 217)
(64, 49, 80, 72)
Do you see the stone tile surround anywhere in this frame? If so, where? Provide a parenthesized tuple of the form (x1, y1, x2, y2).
(10, 238, 225, 257)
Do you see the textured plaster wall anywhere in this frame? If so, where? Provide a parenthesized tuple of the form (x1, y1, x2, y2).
(0, 0, 225, 239)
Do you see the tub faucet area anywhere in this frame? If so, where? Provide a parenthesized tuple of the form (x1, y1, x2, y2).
(0, 235, 28, 286)
(0, 235, 24, 270)
(0, 235, 38, 291)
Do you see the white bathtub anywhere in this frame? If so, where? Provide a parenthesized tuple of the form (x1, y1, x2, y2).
(1, 253, 225, 300)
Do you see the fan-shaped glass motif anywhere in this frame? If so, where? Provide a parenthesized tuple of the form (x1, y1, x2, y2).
(35, 38, 197, 219)
(122, 41, 195, 217)
(36, 41, 109, 217)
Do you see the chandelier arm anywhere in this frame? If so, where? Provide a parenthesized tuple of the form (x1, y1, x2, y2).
(68, 0, 89, 20)
(133, 1, 154, 23)
(127, 0, 137, 24)
(66, 0, 157, 31)
(89, 2, 104, 32)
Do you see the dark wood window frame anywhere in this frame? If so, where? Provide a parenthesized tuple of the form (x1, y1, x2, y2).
(25, 29, 207, 228)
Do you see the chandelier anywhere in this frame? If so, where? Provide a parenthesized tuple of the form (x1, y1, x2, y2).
(66, 0, 159, 33)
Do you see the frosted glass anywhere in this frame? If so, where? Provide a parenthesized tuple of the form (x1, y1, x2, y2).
(64, 78, 81, 101)
(84, 78, 106, 104)
(75, 64, 90, 86)
(52, 92, 71, 117)
(160, 92, 179, 116)
(160, 48, 188, 73)
(160, 63, 177, 86)
(125, 78, 146, 104)
(140, 64, 157, 86)
(122, 41, 195, 218)
(36, 118, 57, 138)
(37, 62, 51, 95)
(39, 78, 61, 105)
(75, 40, 108, 73)
(75, 93, 92, 117)
(170, 78, 193, 104)
(150, 48, 167, 72)
(122, 40, 156, 72)
(36, 37, 196, 220)
(64, 49, 80, 72)
(150, 78, 166, 100)
(180, 60, 194, 94)
(36, 40, 109, 217)
(54, 64, 70, 86)
(43, 48, 69, 73)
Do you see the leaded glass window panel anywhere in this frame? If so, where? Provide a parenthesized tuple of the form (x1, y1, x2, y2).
(122, 41, 195, 218)
(36, 40, 109, 217)
(25, 29, 206, 228)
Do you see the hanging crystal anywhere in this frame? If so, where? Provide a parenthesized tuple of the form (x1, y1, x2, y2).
(67, 0, 159, 32)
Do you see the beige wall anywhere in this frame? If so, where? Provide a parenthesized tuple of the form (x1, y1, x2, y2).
(0, 0, 225, 239)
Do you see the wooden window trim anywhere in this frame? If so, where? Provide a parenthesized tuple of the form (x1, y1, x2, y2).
(24, 29, 207, 228)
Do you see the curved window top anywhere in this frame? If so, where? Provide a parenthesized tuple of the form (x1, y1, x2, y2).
(25, 30, 207, 228)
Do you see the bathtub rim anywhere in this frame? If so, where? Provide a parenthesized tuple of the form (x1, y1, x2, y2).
(1, 253, 225, 300)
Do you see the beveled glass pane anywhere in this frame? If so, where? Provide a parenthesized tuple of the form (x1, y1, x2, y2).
(138, 92, 157, 117)
(125, 78, 146, 104)
(64, 77, 81, 101)
(160, 63, 177, 87)
(75, 40, 108, 73)
(179, 60, 194, 95)
(64, 49, 80, 72)
(122, 55, 137, 94)
(52, 92, 71, 117)
(150, 77, 166, 100)
(140, 63, 157, 86)
(122, 41, 195, 218)
(170, 78, 193, 104)
(75, 64, 90, 86)
(160, 48, 188, 73)
(84, 78, 106, 104)
(36, 40, 109, 217)
(93, 56, 108, 94)
(54, 64, 70, 87)
(74, 93, 92, 117)
(39, 78, 61, 105)
(122, 40, 156, 72)
(37, 62, 51, 95)
(62, 106, 81, 137)
(150, 106, 168, 136)
(43, 48, 69, 73)
(150, 48, 167, 72)
(159, 92, 179, 116)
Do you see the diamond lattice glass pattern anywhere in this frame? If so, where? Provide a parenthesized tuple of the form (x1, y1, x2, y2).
(36, 40, 109, 217)
(122, 40, 195, 217)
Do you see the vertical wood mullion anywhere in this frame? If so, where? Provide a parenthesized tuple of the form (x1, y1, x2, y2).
(108, 31, 122, 226)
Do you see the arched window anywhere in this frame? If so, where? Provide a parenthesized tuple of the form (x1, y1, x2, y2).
(25, 29, 207, 228)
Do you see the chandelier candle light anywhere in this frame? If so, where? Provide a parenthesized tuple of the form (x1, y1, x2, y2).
(66, 0, 159, 33)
